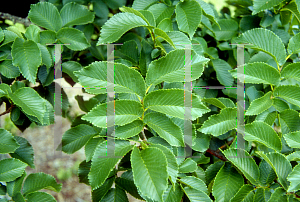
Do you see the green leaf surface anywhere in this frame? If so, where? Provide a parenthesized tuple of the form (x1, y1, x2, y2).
(37, 43, 52, 70)
(11, 38, 42, 84)
(120, 7, 155, 27)
(131, 146, 168, 202)
(211, 59, 234, 86)
(74, 61, 145, 97)
(57, 28, 90, 51)
(286, 151, 300, 161)
(178, 158, 197, 173)
(244, 121, 281, 152)
(28, 2, 62, 32)
(281, 62, 300, 82)
(230, 184, 254, 202)
(198, 107, 236, 136)
(284, 131, 300, 148)
(62, 61, 82, 83)
(39, 30, 56, 45)
(287, 32, 300, 55)
(24, 25, 40, 43)
(274, 86, 300, 108)
(259, 160, 276, 186)
(97, 13, 148, 45)
(212, 19, 238, 41)
(0, 30, 18, 47)
(132, 0, 159, 10)
(279, 109, 300, 135)
(9, 136, 35, 168)
(246, 92, 273, 115)
(85, 137, 105, 162)
(163, 184, 183, 202)
(255, 151, 292, 190)
(147, 3, 174, 25)
(144, 89, 210, 121)
(175, 0, 202, 39)
(6, 172, 26, 197)
(62, 124, 98, 154)
(252, 0, 285, 15)
(235, 28, 286, 66)
(222, 149, 259, 185)
(146, 49, 209, 86)
(0, 158, 27, 182)
(0, 128, 19, 154)
(115, 120, 144, 139)
(25, 192, 56, 202)
(9, 87, 46, 124)
(144, 112, 184, 147)
(212, 162, 244, 202)
(0, 27, 3, 43)
(183, 187, 212, 202)
(179, 176, 208, 194)
(287, 164, 300, 192)
(88, 140, 133, 190)
(60, 2, 94, 27)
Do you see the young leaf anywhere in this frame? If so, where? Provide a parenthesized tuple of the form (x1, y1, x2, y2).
(97, 13, 148, 45)
(56, 28, 90, 51)
(0, 30, 18, 47)
(60, 2, 95, 27)
(24, 25, 40, 43)
(144, 112, 184, 147)
(131, 146, 168, 202)
(255, 151, 292, 190)
(198, 108, 236, 137)
(62, 124, 98, 154)
(143, 89, 210, 121)
(120, 7, 155, 27)
(28, 2, 62, 32)
(274, 86, 300, 108)
(222, 149, 259, 186)
(11, 38, 42, 84)
(0, 128, 19, 154)
(244, 121, 282, 152)
(23, 172, 61, 195)
(0, 158, 27, 182)
(74, 61, 146, 97)
(145, 49, 209, 86)
(175, 0, 202, 39)
(212, 162, 244, 202)
(245, 91, 273, 115)
(281, 62, 300, 81)
(89, 140, 133, 190)
(235, 28, 286, 66)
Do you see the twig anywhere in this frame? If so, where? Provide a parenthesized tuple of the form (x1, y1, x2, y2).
(0, 104, 14, 116)
(206, 148, 227, 161)
(0, 12, 32, 26)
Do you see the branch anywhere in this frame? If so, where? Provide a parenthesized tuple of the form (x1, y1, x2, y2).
(0, 104, 14, 116)
(206, 148, 227, 161)
(0, 12, 32, 27)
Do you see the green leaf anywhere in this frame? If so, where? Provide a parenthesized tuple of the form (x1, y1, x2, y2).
(212, 162, 244, 202)
(132, 0, 159, 10)
(230, 184, 254, 202)
(6, 172, 26, 197)
(255, 151, 292, 190)
(245, 92, 273, 115)
(212, 19, 238, 41)
(183, 187, 212, 202)
(145, 49, 209, 86)
(281, 62, 300, 81)
(74, 61, 145, 97)
(149, 144, 178, 189)
(272, 98, 289, 112)
(85, 137, 105, 162)
(252, 0, 285, 15)
(166, 31, 192, 49)
(284, 131, 300, 148)
(253, 187, 272, 202)
(97, 13, 148, 45)
(115, 120, 144, 139)
(62, 124, 97, 154)
(287, 164, 300, 192)
(24, 25, 40, 43)
(175, 0, 202, 39)
(102, 0, 126, 10)
(163, 184, 183, 202)
(0, 128, 19, 154)
(279, 109, 300, 135)
(157, 18, 173, 32)
(147, 3, 174, 25)
(268, 187, 286, 202)
(120, 7, 156, 27)
(229, 62, 281, 85)
(0, 30, 18, 47)
(198, 108, 236, 137)
(274, 86, 300, 108)
(57, 28, 90, 51)
(0, 83, 12, 98)
(100, 186, 129, 202)
(37, 43, 52, 70)
(287, 32, 300, 55)
(131, 146, 168, 202)
(93, 0, 109, 18)
(286, 151, 300, 161)
(62, 61, 82, 83)
(0, 27, 3, 43)
(9, 87, 46, 124)
(154, 28, 176, 48)
(28, 2, 62, 32)
(178, 158, 197, 173)
(259, 160, 277, 186)
(144, 89, 210, 121)
(25, 192, 56, 202)
(82, 100, 143, 128)
(60, 2, 95, 27)
(281, 2, 300, 25)
(195, 0, 219, 27)
(144, 112, 184, 147)
(11, 38, 42, 84)
(88, 140, 133, 189)
(222, 149, 259, 185)
(244, 121, 281, 152)
(211, 59, 234, 86)
(0, 158, 27, 182)
(39, 30, 56, 45)
(179, 176, 208, 194)
(23, 172, 61, 195)
(235, 28, 286, 66)
(91, 175, 116, 201)
(9, 136, 35, 169)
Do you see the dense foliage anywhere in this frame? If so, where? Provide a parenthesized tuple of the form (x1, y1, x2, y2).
(1, 0, 300, 201)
